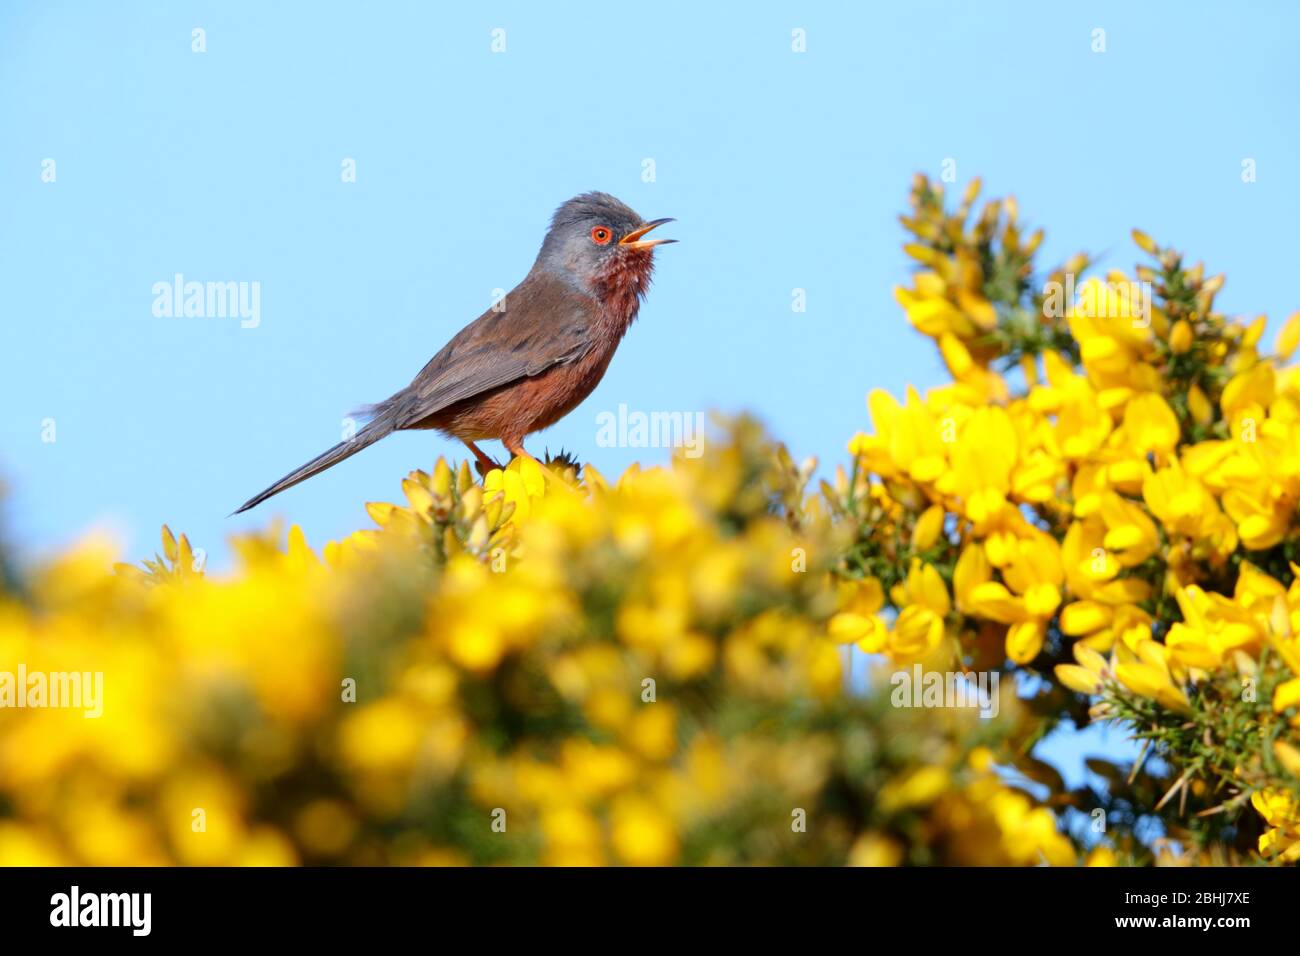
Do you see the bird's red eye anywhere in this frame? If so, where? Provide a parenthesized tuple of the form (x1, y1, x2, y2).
(591, 226, 612, 245)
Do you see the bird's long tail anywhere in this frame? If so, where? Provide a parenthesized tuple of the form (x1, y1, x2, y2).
(232, 410, 398, 515)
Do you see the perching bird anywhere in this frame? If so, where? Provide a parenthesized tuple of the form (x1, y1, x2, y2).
(234, 192, 675, 514)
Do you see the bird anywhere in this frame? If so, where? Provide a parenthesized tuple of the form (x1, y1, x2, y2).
(233, 192, 675, 514)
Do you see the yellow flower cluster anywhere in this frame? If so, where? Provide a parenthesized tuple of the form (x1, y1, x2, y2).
(833, 176, 1300, 862)
(0, 421, 1073, 866)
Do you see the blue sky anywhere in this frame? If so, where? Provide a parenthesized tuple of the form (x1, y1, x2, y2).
(2, 2, 1298, 793)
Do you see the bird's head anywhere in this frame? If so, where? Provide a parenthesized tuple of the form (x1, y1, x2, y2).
(535, 192, 675, 298)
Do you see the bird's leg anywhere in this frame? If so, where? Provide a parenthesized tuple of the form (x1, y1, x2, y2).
(464, 440, 502, 478)
(503, 438, 574, 493)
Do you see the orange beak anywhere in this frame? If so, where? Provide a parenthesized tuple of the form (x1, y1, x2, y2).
(620, 218, 677, 250)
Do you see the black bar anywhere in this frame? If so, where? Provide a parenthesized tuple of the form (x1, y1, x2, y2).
(0, 865, 1282, 941)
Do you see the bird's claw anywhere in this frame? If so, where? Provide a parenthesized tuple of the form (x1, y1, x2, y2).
(474, 457, 503, 479)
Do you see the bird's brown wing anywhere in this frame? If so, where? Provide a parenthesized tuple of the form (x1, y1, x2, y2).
(236, 270, 600, 514)
(390, 269, 599, 428)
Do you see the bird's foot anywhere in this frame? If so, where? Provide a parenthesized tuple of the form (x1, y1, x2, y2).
(463, 440, 503, 478)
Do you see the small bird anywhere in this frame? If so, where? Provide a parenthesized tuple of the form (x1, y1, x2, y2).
(234, 192, 675, 514)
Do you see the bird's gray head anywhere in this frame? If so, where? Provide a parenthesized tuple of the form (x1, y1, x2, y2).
(534, 192, 675, 294)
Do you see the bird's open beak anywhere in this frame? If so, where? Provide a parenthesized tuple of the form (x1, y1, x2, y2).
(620, 218, 677, 250)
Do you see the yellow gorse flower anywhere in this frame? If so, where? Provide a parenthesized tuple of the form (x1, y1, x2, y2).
(841, 177, 1300, 859)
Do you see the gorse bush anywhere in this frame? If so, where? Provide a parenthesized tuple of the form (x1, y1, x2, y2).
(1, 176, 1297, 866)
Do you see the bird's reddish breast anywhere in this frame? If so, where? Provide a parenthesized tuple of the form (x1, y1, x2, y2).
(591, 248, 655, 332)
